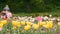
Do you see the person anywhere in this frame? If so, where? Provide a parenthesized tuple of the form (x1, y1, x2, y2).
(1, 10, 7, 20)
(3, 5, 10, 11)
(0, 5, 12, 20)
(3, 5, 12, 19)
(6, 11, 12, 19)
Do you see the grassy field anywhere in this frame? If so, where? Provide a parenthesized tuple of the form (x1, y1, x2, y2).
(13, 12, 60, 17)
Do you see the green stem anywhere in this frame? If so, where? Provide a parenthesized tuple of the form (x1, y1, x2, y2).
(18, 28, 19, 34)
(49, 29, 51, 34)
(46, 29, 48, 34)
(13, 30, 16, 34)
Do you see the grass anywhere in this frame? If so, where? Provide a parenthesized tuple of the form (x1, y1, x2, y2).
(13, 12, 60, 17)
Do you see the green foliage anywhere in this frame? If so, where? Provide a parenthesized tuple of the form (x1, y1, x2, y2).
(0, 0, 60, 13)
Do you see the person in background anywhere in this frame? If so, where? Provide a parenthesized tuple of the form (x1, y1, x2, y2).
(1, 10, 7, 20)
(1, 5, 12, 20)
(6, 11, 12, 19)
(3, 5, 12, 19)
(3, 5, 10, 11)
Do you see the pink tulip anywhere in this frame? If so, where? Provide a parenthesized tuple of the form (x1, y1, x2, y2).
(36, 16, 42, 21)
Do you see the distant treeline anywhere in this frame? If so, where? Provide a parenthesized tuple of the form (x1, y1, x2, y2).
(0, 0, 60, 13)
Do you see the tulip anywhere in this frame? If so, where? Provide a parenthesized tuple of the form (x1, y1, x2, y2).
(58, 22, 60, 26)
(12, 21, 17, 26)
(24, 25, 31, 30)
(26, 22, 32, 25)
(1, 20, 7, 25)
(43, 21, 53, 29)
(38, 21, 46, 26)
(32, 24, 39, 30)
(21, 21, 25, 25)
(0, 23, 3, 28)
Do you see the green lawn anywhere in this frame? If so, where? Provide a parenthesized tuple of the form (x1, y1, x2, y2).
(13, 12, 60, 17)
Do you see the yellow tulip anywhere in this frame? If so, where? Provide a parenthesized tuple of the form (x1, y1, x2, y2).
(38, 21, 46, 26)
(17, 21, 21, 28)
(1, 20, 7, 25)
(26, 22, 32, 25)
(58, 22, 60, 26)
(16, 21, 20, 25)
(24, 25, 31, 30)
(21, 21, 25, 25)
(48, 21, 53, 28)
(48, 21, 53, 23)
(43, 22, 53, 29)
(17, 25, 21, 28)
(43, 24, 50, 29)
(32, 24, 39, 30)
(49, 24, 53, 28)
(47, 21, 53, 24)
(0, 23, 3, 28)
(31, 23, 34, 25)
(12, 21, 18, 26)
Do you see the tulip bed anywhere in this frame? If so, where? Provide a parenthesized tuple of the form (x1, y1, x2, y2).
(0, 20, 60, 34)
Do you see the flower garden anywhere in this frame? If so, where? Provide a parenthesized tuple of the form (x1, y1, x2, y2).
(0, 19, 60, 34)
(1, 0, 60, 34)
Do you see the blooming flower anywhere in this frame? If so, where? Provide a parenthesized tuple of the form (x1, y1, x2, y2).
(12, 21, 17, 26)
(0, 23, 3, 28)
(24, 25, 31, 30)
(38, 21, 46, 26)
(32, 24, 39, 30)
(1, 20, 7, 25)
(21, 21, 25, 25)
(26, 22, 32, 25)
(36, 16, 42, 21)
(58, 22, 60, 26)
(43, 21, 53, 29)
(16, 21, 21, 28)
